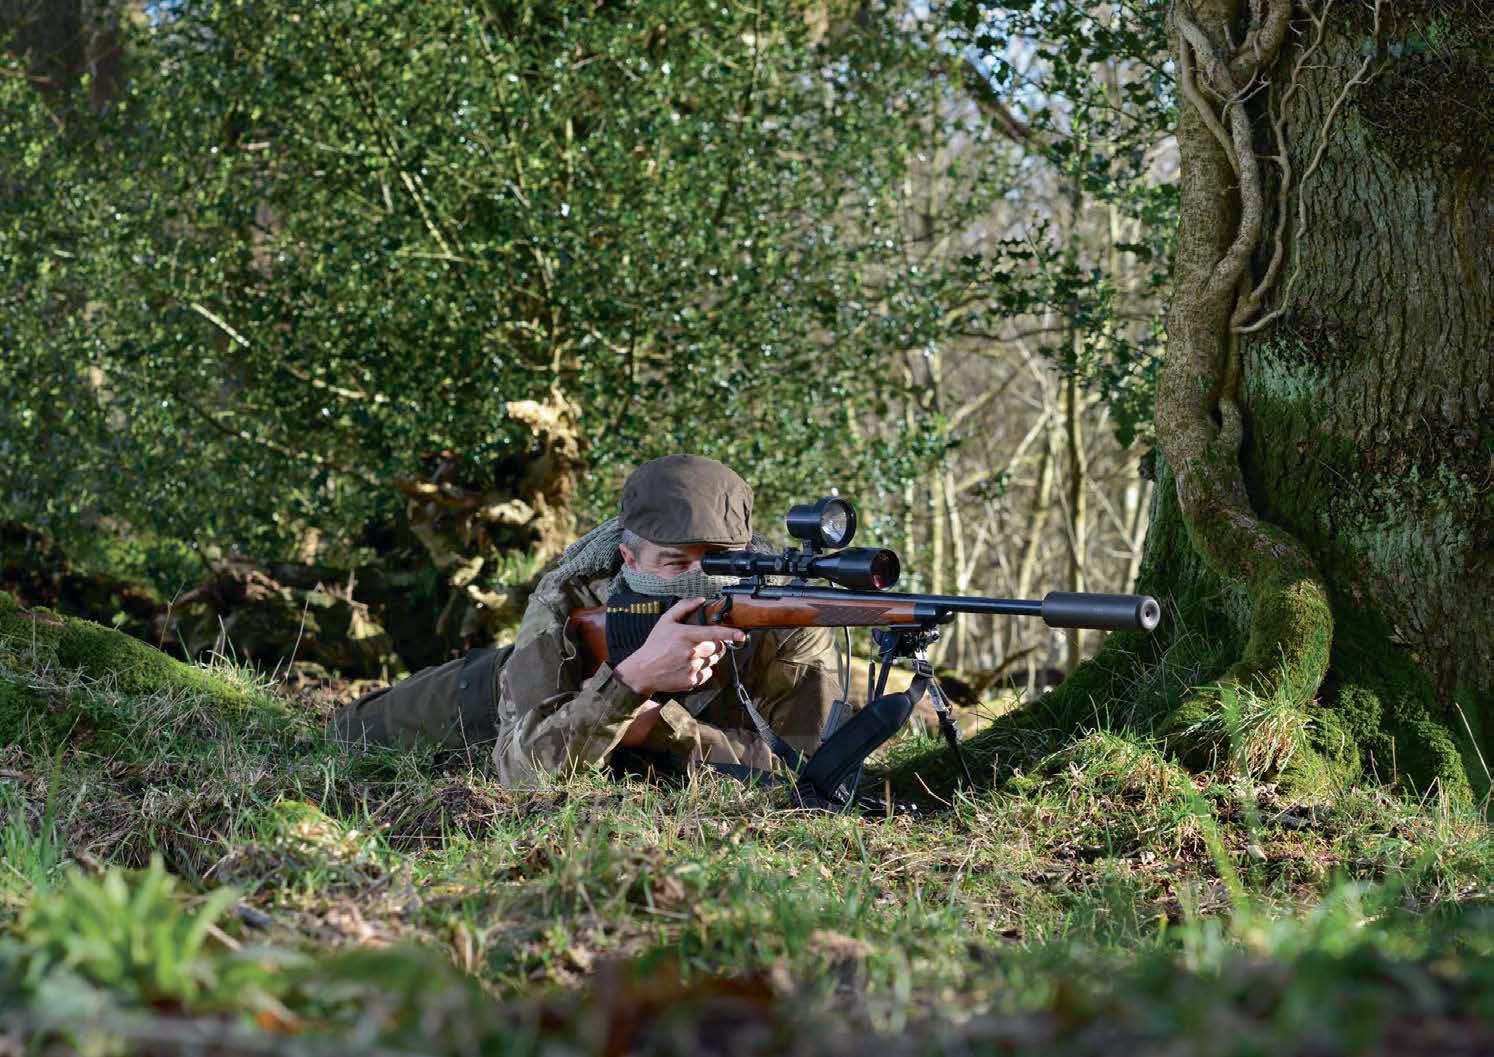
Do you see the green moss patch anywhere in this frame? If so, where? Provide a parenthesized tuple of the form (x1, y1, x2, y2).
(1318, 604, 1487, 804)
(0, 591, 257, 708)
(0, 674, 41, 745)
(0, 591, 295, 759)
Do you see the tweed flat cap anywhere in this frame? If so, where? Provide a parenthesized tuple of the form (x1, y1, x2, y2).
(620, 454, 753, 546)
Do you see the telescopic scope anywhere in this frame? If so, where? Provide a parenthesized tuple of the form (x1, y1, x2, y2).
(700, 547, 901, 591)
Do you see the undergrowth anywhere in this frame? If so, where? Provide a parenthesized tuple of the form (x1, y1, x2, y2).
(0, 618, 1491, 1055)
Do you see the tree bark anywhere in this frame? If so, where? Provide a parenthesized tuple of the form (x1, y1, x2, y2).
(1063, 364, 1088, 671)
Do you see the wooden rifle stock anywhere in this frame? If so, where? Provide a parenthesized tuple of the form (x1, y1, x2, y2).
(568, 593, 919, 677)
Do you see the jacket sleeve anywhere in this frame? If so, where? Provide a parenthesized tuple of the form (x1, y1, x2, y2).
(489, 608, 648, 786)
(644, 626, 842, 768)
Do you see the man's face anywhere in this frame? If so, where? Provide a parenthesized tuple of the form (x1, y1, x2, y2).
(619, 539, 726, 578)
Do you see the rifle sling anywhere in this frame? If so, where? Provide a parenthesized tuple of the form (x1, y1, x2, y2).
(723, 643, 930, 804)
(724, 645, 806, 773)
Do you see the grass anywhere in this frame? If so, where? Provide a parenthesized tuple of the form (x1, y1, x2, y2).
(0, 622, 1491, 1054)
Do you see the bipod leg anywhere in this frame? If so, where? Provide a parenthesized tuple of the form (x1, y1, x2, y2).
(927, 675, 975, 789)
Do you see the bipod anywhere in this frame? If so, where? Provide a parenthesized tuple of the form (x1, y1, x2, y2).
(871, 626, 976, 791)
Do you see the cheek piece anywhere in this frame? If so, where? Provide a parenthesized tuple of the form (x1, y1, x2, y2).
(620, 564, 740, 600)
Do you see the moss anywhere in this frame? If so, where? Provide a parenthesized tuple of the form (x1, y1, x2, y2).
(1352, 1, 1494, 174)
(1318, 603, 1485, 804)
(1280, 708, 1363, 800)
(0, 591, 257, 708)
(1237, 572, 1333, 693)
(1255, 310, 1363, 372)
(0, 674, 41, 745)
(0, 591, 290, 759)
(883, 459, 1487, 810)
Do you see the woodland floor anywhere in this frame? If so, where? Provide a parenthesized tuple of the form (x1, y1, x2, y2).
(1, 632, 1491, 1055)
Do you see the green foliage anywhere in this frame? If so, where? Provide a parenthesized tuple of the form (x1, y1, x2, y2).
(5, 856, 248, 1010)
(0, 781, 63, 912)
(2, 0, 1179, 586)
(943, 0, 1177, 448)
(0, 0, 962, 557)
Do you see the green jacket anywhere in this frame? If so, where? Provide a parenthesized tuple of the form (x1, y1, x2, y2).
(492, 569, 840, 785)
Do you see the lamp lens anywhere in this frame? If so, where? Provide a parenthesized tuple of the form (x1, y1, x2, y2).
(820, 502, 850, 546)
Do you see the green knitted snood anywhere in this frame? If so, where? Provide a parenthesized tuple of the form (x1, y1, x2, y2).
(619, 563, 740, 599)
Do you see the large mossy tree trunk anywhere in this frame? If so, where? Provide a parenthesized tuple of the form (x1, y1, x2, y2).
(1227, 0, 1492, 799)
(894, 0, 1490, 804)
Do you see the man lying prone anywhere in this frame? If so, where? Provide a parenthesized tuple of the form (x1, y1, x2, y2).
(331, 455, 839, 783)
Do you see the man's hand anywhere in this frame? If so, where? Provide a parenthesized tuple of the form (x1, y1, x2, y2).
(612, 597, 744, 699)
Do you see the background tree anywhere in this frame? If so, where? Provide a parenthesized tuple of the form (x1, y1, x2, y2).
(1, 1, 943, 552)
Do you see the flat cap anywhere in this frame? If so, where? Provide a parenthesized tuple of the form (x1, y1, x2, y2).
(620, 454, 753, 546)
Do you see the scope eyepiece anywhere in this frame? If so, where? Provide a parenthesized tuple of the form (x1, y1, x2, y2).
(786, 496, 857, 551)
(698, 551, 765, 580)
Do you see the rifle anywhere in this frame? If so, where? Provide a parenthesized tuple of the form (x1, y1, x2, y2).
(569, 497, 1160, 804)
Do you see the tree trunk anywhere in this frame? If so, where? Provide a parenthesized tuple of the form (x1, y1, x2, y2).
(1229, 0, 1492, 798)
(892, 0, 1491, 803)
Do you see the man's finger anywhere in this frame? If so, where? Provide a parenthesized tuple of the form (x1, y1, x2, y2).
(679, 624, 745, 644)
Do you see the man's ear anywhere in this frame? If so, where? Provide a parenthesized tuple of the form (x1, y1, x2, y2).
(619, 543, 639, 570)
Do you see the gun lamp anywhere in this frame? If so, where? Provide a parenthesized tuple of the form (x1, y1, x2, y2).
(786, 496, 857, 551)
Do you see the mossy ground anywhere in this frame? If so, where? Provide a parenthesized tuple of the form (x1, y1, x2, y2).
(0, 592, 284, 760)
(1, 607, 1491, 1055)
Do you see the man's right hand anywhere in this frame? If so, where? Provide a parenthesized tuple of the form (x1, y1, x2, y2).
(613, 597, 745, 698)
